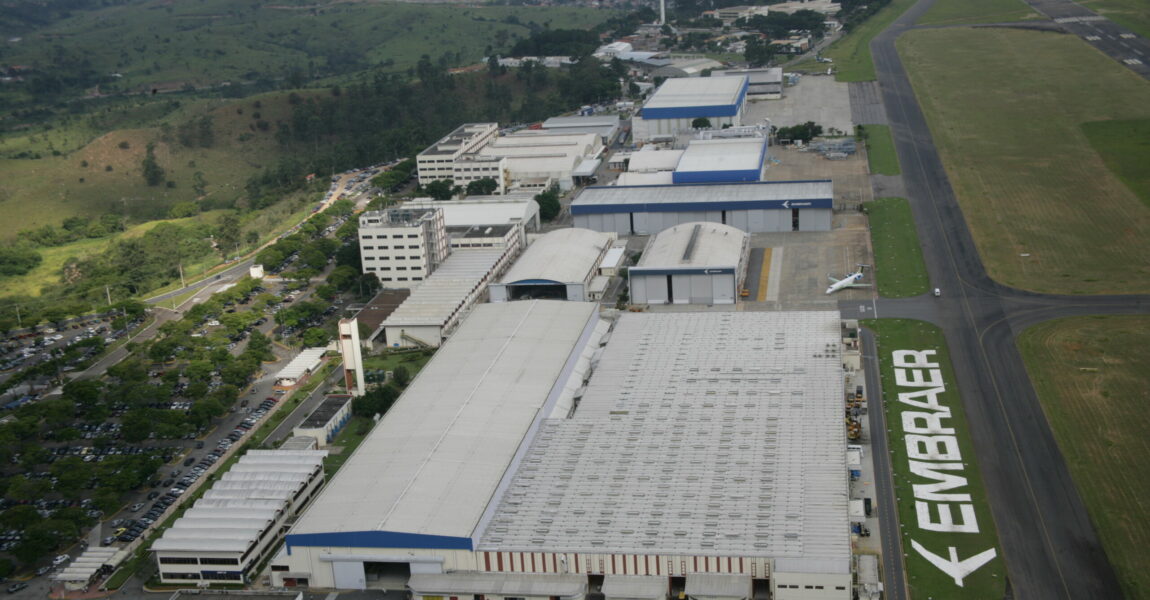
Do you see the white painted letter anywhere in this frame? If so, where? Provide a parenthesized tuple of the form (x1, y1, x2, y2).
(916, 501, 980, 533)
(893, 349, 939, 368)
(911, 540, 996, 586)
(897, 387, 950, 413)
(909, 460, 970, 501)
(902, 411, 955, 435)
(906, 435, 963, 461)
(896, 368, 944, 388)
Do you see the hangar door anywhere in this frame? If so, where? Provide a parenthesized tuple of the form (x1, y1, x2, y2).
(332, 560, 366, 590)
(713, 274, 735, 304)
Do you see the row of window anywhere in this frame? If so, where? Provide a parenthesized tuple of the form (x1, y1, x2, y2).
(364, 265, 423, 271)
(777, 585, 846, 590)
(362, 245, 422, 250)
(160, 556, 242, 565)
(376, 276, 423, 282)
(160, 571, 243, 581)
(361, 234, 420, 240)
(364, 256, 424, 261)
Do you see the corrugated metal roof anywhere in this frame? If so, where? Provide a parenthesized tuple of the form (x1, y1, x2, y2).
(644, 76, 747, 110)
(291, 301, 603, 541)
(675, 138, 766, 175)
(500, 229, 611, 285)
(635, 222, 747, 270)
(573, 180, 833, 207)
(477, 312, 849, 562)
(275, 348, 327, 380)
(381, 249, 506, 327)
(627, 149, 683, 173)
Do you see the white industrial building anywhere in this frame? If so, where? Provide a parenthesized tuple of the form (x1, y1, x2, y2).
(153, 450, 327, 585)
(478, 131, 604, 192)
(672, 137, 769, 184)
(540, 115, 622, 146)
(379, 249, 511, 348)
(292, 395, 353, 448)
(633, 77, 749, 142)
(405, 195, 541, 237)
(275, 348, 328, 389)
(627, 148, 685, 173)
(270, 310, 851, 600)
(714, 69, 784, 98)
(629, 222, 749, 305)
(489, 229, 613, 303)
(571, 180, 833, 235)
(417, 123, 500, 185)
(452, 155, 509, 194)
(358, 207, 449, 286)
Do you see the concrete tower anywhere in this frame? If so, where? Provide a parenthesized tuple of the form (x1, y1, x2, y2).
(660, 0, 666, 25)
(337, 318, 366, 397)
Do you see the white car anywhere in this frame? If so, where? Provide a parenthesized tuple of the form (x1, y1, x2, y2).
(53, 554, 69, 566)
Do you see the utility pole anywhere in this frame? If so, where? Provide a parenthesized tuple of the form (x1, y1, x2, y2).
(14, 305, 21, 328)
(105, 285, 113, 307)
(178, 262, 186, 289)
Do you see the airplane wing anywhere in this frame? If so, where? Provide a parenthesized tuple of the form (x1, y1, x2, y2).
(845, 283, 872, 288)
(828, 274, 841, 283)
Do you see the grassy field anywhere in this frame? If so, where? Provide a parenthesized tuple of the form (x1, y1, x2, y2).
(1082, 119, 1150, 209)
(823, 0, 918, 81)
(898, 28, 1150, 293)
(1080, 0, 1150, 39)
(862, 124, 900, 175)
(867, 198, 930, 297)
(363, 349, 435, 377)
(916, 0, 1039, 26)
(864, 319, 1006, 600)
(1016, 316, 1150, 600)
(323, 416, 375, 475)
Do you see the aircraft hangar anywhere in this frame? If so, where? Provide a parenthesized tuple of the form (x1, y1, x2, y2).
(629, 222, 749, 305)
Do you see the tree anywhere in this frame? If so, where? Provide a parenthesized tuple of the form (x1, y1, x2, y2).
(423, 179, 458, 201)
(465, 178, 499, 196)
(534, 186, 561, 221)
(216, 213, 242, 256)
(0, 245, 42, 276)
(302, 327, 331, 347)
(691, 117, 712, 129)
(392, 365, 411, 387)
(141, 142, 165, 186)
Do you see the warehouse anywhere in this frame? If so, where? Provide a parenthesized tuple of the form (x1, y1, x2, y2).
(629, 222, 749, 305)
(633, 77, 749, 142)
(478, 132, 604, 191)
(153, 450, 327, 585)
(292, 394, 353, 448)
(489, 229, 614, 302)
(378, 249, 511, 348)
(405, 195, 541, 235)
(540, 115, 622, 146)
(271, 301, 609, 590)
(672, 137, 768, 184)
(713, 69, 784, 98)
(271, 311, 851, 600)
(274, 348, 328, 389)
(571, 180, 833, 235)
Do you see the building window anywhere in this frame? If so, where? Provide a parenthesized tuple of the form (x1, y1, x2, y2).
(159, 557, 199, 565)
(382, 277, 393, 281)
(396, 266, 407, 271)
(271, 566, 289, 572)
(162, 573, 201, 580)
(200, 558, 240, 566)
(398, 277, 408, 281)
(407, 234, 418, 238)
(364, 256, 375, 260)
(366, 267, 376, 271)
(203, 572, 243, 581)
(360, 235, 372, 240)
(380, 267, 391, 271)
(413, 277, 423, 281)
(363, 246, 374, 250)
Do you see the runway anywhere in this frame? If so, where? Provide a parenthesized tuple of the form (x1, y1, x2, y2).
(840, 0, 1150, 596)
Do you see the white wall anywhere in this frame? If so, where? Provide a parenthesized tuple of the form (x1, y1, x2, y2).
(772, 571, 851, 600)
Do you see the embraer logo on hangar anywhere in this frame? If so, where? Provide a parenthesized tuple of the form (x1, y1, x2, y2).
(892, 349, 997, 587)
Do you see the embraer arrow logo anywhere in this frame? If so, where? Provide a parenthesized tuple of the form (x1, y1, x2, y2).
(782, 200, 790, 209)
(911, 540, 997, 586)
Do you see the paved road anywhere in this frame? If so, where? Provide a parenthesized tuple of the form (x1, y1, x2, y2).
(1018, 0, 1150, 79)
(840, 0, 1150, 597)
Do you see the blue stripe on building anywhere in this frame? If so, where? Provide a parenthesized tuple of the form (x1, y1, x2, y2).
(630, 267, 737, 276)
(640, 79, 750, 120)
(286, 531, 473, 553)
(570, 197, 833, 215)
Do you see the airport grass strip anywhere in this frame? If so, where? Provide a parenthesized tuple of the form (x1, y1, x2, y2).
(823, 0, 917, 82)
(1081, 118, 1150, 210)
(915, 0, 1039, 26)
(897, 28, 1150, 294)
(863, 319, 1006, 600)
(1016, 315, 1150, 600)
(862, 124, 901, 175)
(867, 198, 930, 297)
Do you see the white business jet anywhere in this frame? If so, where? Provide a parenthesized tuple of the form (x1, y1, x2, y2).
(825, 265, 872, 294)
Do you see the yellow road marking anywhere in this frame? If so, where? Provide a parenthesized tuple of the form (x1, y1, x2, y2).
(756, 248, 773, 302)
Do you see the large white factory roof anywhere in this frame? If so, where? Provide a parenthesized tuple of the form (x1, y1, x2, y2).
(381, 249, 505, 327)
(635, 222, 748, 270)
(627, 148, 684, 173)
(676, 137, 767, 176)
(275, 348, 327, 381)
(288, 301, 604, 547)
(405, 196, 540, 229)
(643, 76, 748, 111)
(614, 172, 675, 187)
(478, 312, 849, 564)
(501, 229, 612, 285)
(152, 451, 326, 555)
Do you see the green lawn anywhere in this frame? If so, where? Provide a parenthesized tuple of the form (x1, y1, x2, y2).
(1017, 316, 1150, 600)
(916, 0, 1039, 26)
(823, 0, 918, 81)
(322, 416, 375, 475)
(864, 319, 1006, 600)
(862, 124, 901, 175)
(867, 198, 930, 297)
(1080, 0, 1150, 39)
(1082, 119, 1150, 210)
(363, 349, 435, 379)
(898, 28, 1150, 294)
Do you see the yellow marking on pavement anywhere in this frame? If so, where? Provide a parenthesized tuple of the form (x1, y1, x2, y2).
(756, 248, 773, 302)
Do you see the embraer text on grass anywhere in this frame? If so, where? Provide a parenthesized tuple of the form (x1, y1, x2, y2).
(893, 349, 996, 587)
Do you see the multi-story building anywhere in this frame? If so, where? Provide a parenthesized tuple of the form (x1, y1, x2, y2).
(358, 207, 449, 286)
(452, 155, 509, 194)
(417, 123, 500, 186)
